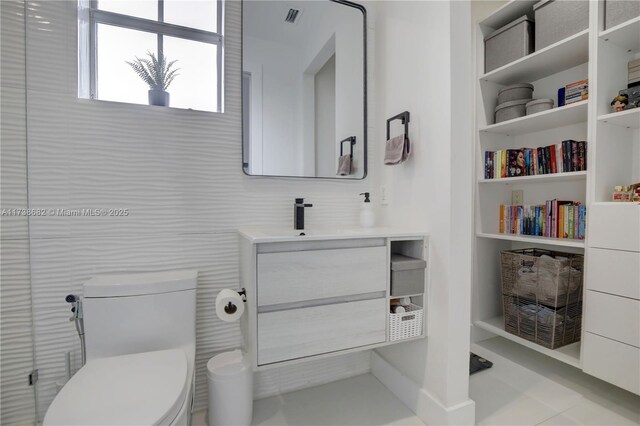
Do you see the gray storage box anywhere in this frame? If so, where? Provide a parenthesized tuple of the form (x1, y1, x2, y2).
(391, 254, 426, 297)
(484, 16, 534, 73)
(526, 98, 554, 115)
(533, 0, 589, 51)
(605, 0, 640, 30)
(495, 99, 529, 123)
(498, 83, 534, 104)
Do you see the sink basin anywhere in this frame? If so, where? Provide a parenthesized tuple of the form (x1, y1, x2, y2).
(238, 226, 426, 244)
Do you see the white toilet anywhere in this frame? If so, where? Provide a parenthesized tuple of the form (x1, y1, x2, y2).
(44, 270, 198, 426)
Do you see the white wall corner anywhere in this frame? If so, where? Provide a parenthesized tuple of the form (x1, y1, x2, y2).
(371, 351, 475, 426)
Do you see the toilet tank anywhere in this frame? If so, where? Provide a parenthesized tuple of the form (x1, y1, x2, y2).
(83, 270, 197, 361)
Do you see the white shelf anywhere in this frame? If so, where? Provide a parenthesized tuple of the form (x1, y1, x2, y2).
(479, 171, 587, 185)
(598, 108, 640, 129)
(480, 30, 589, 85)
(476, 232, 585, 248)
(479, 0, 537, 30)
(600, 16, 640, 53)
(480, 101, 588, 136)
(475, 316, 581, 368)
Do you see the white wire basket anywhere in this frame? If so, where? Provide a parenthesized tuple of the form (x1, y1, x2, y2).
(389, 303, 423, 341)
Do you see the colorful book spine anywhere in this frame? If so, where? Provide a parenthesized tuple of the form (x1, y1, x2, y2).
(550, 145, 557, 174)
(501, 150, 507, 178)
(568, 205, 574, 239)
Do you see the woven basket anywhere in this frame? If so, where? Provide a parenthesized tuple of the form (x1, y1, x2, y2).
(389, 303, 423, 341)
(500, 249, 584, 308)
(500, 248, 584, 349)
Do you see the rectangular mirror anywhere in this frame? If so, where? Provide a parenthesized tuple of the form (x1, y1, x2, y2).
(242, 0, 367, 179)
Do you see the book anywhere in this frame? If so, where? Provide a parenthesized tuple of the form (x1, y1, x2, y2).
(568, 205, 574, 239)
(501, 150, 507, 178)
(497, 200, 585, 239)
(578, 141, 586, 171)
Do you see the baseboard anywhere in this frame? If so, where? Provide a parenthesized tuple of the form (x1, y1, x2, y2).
(371, 351, 475, 426)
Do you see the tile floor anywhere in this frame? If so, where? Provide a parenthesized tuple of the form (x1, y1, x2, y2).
(471, 337, 640, 426)
(193, 338, 640, 426)
(191, 374, 424, 426)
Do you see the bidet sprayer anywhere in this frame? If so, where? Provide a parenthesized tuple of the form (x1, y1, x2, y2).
(65, 294, 86, 366)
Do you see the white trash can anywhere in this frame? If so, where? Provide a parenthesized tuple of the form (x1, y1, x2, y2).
(207, 350, 253, 426)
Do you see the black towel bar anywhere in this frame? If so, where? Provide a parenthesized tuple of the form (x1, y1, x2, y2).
(386, 111, 410, 140)
(340, 136, 356, 159)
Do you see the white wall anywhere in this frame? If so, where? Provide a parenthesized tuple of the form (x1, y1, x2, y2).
(314, 55, 337, 176)
(372, 1, 475, 424)
(23, 0, 374, 418)
(243, 35, 304, 175)
(0, 1, 38, 424)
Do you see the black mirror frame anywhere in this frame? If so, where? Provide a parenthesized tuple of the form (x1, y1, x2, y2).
(241, 0, 368, 180)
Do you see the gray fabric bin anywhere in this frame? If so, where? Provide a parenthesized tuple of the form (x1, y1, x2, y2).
(526, 98, 554, 115)
(605, 0, 640, 30)
(533, 0, 589, 51)
(484, 16, 534, 73)
(498, 83, 534, 104)
(495, 99, 529, 123)
(391, 254, 426, 297)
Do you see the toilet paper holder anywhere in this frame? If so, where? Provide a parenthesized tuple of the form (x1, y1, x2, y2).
(237, 288, 246, 301)
(222, 288, 247, 315)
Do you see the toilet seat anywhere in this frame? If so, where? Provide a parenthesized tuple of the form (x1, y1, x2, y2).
(44, 349, 190, 426)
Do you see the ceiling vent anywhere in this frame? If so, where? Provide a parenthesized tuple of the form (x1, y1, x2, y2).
(284, 8, 301, 24)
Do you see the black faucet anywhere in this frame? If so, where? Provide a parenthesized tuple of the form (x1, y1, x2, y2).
(294, 198, 313, 230)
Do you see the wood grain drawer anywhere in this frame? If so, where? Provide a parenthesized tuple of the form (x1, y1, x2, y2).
(584, 290, 640, 348)
(588, 203, 640, 252)
(582, 332, 640, 395)
(587, 248, 640, 300)
(257, 246, 386, 306)
(257, 298, 386, 365)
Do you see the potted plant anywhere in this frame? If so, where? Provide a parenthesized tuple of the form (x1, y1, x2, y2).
(126, 51, 179, 107)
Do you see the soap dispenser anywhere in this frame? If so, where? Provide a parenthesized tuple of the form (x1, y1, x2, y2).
(359, 192, 375, 228)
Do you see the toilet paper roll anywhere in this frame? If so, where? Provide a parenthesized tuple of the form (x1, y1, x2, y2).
(392, 305, 406, 314)
(216, 289, 245, 322)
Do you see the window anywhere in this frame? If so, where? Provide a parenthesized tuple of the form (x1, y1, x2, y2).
(78, 0, 224, 112)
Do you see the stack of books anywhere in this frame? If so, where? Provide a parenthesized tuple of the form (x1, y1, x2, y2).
(484, 140, 586, 179)
(499, 200, 586, 240)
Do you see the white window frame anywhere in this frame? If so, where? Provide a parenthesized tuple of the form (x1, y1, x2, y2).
(78, 0, 224, 112)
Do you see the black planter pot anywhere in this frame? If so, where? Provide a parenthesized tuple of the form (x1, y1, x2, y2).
(148, 89, 170, 107)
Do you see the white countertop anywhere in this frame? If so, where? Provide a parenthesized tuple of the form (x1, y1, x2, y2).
(238, 226, 429, 243)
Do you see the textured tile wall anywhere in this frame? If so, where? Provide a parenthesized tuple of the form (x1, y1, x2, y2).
(1, 1, 37, 424)
(24, 0, 375, 418)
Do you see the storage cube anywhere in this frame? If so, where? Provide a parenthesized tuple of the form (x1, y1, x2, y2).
(484, 16, 534, 73)
(533, 0, 589, 50)
(390, 254, 426, 297)
(605, 0, 640, 30)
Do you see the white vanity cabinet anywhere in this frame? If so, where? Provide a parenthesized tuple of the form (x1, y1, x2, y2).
(238, 228, 429, 369)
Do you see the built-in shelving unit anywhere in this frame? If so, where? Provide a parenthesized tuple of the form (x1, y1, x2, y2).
(480, 101, 588, 136)
(479, 30, 589, 85)
(599, 16, 640, 52)
(476, 232, 585, 248)
(475, 316, 581, 368)
(474, 1, 640, 389)
(479, 171, 587, 185)
(473, 0, 593, 368)
(598, 108, 640, 129)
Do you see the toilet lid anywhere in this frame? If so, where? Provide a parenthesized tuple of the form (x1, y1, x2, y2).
(44, 349, 189, 426)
